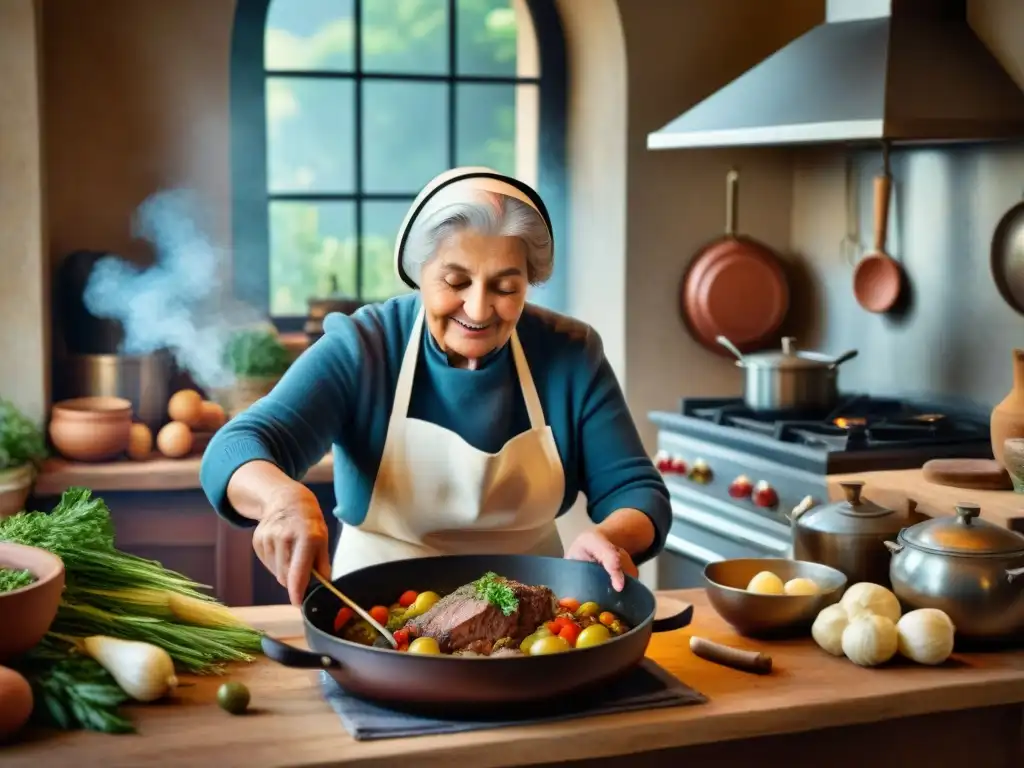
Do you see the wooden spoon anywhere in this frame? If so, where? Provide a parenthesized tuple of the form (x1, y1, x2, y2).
(853, 152, 903, 314)
(310, 569, 399, 649)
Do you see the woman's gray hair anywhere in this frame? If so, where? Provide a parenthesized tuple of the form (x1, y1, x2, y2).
(402, 189, 553, 285)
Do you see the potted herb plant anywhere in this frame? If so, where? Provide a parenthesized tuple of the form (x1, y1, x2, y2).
(222, 327, 292, 417)
(0, 398, 47, 517)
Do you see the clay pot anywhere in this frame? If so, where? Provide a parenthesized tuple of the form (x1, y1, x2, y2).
(0, 464, 34, 518)
(49, 396, 133, 462)
(991, 349, 1024, 468)
(0, 542, 65, 662)
(224, 376, 279, 418)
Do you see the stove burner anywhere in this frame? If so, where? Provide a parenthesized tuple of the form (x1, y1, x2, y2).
(680, 396, 987, 453)
(833, 416, 867, 428)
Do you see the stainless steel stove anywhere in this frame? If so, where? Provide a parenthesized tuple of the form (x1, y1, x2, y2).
(648, 395, 992, 589)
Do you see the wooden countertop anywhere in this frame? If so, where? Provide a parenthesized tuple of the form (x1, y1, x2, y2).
(828, 469, 1024, 532)
(6, 589, 1024, 768)
(32, 454, 335, 496)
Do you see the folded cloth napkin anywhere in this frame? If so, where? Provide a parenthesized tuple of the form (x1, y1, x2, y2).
(319, 659, 707, 741)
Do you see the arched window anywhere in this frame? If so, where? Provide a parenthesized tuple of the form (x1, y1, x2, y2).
(231, 0, 567, 331)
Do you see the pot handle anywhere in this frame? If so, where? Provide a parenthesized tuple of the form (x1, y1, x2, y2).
(788, 495, 816, 522)
(828, 349, 859, 370)
(884, 540, 903, 554)
(652, 602, 694, 633)
(715, 335, 745, 363)
(261, 635, 343, 670)
(1006, 567, 1024, 584)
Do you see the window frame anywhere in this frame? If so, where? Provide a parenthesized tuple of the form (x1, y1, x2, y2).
(230, 0, 568, 332)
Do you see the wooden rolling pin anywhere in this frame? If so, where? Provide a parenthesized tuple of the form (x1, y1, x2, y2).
(690, 636, 773, 675)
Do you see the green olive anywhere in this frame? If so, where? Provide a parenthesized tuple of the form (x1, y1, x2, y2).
(519, 632, 540, 654)
(520, 626, 553, 654)
(408, 637, 441, 655)
(576, 601, 600, 619)
(217, 682, 251, 715)
(575, 623, 612, 649)
(528, 635, 571, 656)
(412, 591, 440, 614)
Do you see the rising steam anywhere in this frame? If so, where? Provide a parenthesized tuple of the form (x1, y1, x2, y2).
(82, 190, 268, 390)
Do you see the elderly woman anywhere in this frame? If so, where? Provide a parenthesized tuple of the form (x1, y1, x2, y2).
(200, 167, 670, 605)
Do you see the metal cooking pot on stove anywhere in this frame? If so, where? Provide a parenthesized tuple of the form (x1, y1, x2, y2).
(717, 335, 858, 412)
(789, 480, 905, 588)
(885, 504, 1024, 645)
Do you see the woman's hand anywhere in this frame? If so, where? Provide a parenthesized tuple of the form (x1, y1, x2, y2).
(251, 483, 331, 605)
(565, 530, 639, 592)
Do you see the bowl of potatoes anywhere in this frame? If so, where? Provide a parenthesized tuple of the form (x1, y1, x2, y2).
(703, 558, 848, 638)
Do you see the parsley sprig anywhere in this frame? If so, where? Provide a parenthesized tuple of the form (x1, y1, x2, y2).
(474, 572, 519, 616)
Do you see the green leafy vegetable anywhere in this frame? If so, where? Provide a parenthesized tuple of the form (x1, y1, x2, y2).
(224, 328, 291, 378)
(0, 566, 35, 593)
(0, 488, 263, 674)
(15, 637, 134, 734)
(474, 571, 519, 616)
(0, 397, 47, 471)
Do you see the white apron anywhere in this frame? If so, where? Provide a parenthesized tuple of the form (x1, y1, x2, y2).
(332, 308, 566, 578)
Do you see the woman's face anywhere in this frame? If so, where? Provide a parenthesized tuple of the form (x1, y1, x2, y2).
(419, 230, 529, 369)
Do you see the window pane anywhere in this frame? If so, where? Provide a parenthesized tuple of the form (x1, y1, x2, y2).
(361, 0, 448, 75)
(362, 81, 449, 194)
(456, 83, 539, 183)
(265, 0, 355, 72)
(361, 201, 415, 301)
(269, 201, 357, 316)
(267, 78, 355, 194)
(456, 0, 537, 77)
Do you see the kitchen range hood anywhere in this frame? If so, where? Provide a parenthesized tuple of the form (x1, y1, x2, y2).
(648, 0, 1024, 150)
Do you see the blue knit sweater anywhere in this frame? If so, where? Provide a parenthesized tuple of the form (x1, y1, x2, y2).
(199, 293, 670, 564)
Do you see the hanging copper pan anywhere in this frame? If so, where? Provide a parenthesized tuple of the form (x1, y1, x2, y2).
(679, 169, 790, 357)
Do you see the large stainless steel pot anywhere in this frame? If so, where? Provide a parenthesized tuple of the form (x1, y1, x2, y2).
(717, 335, 857, 412)
(789, 480, 906, 587)
(61, 352, 172, 432)
(885, 503, 1024, 645)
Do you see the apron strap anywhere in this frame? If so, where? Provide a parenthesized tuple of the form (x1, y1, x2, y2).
(387, 307, 426, 430)
(510, 330, 546, 430)
(390, 306, 548, 430)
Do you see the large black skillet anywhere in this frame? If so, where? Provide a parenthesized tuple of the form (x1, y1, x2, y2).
(261, 554, 693, 715)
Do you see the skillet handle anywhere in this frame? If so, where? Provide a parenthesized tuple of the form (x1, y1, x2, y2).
(261, 635, 343, 670)
(651, 602, 694, 633)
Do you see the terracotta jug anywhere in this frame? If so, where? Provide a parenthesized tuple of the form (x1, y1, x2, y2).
(990, 349, 1024, 467)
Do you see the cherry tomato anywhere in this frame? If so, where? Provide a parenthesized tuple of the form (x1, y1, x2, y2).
(332, 607, 354, 633)
(558, 597, 581, 613)
(369, 605, 390, 625)
(598, 611, 617, 626)
(397, 642, 409, 652)
(558, 622, 582, 647)
(393, 628, 410, 646)
(398, 590, 419, 608)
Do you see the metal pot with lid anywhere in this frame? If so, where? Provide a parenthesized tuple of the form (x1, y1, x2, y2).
(790, 480, 905, 587)
(885, 504, 1024, 644)
(717, 335, 858, 412)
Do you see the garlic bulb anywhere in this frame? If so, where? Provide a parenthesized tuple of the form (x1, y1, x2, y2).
(841, 614, 898, 667)
(896, 609, 955, 665)
(82, 636, 179, 702)
(839, 582, 902, 624)
(811, 604, 850, 656)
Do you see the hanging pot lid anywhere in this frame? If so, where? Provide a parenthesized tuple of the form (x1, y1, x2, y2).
(796, 481, 905, 536)
(899, 503, 1024, 557)
(724, 336, 855, 371)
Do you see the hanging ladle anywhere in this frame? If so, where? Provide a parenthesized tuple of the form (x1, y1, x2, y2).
(852, 142, 903, 313)
(310, 569, 398, 649)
